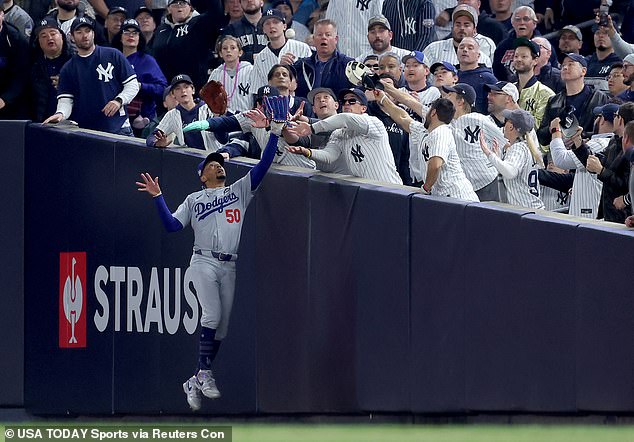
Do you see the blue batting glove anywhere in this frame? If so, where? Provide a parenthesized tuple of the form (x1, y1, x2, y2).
(183, 120, 210, 133)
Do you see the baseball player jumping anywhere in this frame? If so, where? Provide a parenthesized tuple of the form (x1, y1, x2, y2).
(136, 95, 290, 411)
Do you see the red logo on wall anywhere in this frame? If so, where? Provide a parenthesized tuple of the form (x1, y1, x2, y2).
(59, 252, 87, 348)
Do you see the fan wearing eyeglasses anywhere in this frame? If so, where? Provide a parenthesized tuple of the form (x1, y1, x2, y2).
(112, 18, 167, 135)
(286, 87, 403, 185)
(492, 6, 558, 82)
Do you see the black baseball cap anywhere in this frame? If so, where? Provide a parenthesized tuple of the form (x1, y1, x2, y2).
(198, 152, 225, 176)
(70, 16, 95, 33)
(108, 6, 128, 16)
(272, 0, 293, 14)
(134, 5, 152, 17)
(121, 18, 141, 32)
(259, 8, 286, 27)
(169, 74, 194, 91)
(593, 103, 619, 123)
(442, 83, 476, 108)
(34, 17, 62, 35)
(254, 85, 280, 106)
(337, 88, 368, 106)
(514, 37, 540, 58)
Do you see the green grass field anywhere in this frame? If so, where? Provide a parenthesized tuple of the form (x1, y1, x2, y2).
(4, 423, 634, 442)
(232, 424, 634, 442)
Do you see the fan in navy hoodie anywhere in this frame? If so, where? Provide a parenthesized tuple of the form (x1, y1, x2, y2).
(457, 37, 497, 114)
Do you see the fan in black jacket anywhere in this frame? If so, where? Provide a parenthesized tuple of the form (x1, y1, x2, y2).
(29, 18, 73, 122)
(148, 0, 227, 90)
(0, 13, 29, 118)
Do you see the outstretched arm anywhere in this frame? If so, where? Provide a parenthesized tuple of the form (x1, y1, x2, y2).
(136, 173, 183, 232)
(375, 90, 414, 133)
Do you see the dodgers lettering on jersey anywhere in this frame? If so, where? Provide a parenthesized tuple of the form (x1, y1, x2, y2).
(172, 173, 254, 254)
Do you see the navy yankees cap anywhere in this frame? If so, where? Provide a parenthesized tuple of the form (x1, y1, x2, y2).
(259, 8, 286, 27)
(134, 5, 152, 18)
(593, 103, 619, 123)
(563, 53, 588, 68)
(198, 152, 225, 177)
(430, 61, 458, 75)
(272, 0, 293, 14)
(70, 16, 95, 33)
(170, 74, 194, 91)
(121, 18, 141, 32)
(338, 88, 368, 106)
(108, 6, 128, 16)
(34, 17, 62, 35)
(254, 85, 280, 106)
(442, 83, 476, 108)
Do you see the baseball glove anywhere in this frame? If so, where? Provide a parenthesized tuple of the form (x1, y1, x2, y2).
(199, 80, 228, 115)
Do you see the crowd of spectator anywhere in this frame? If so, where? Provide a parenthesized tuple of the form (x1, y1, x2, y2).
(1, 0, 634, 225)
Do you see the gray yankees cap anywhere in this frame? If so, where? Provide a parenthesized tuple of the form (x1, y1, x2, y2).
(502, 108, 535, 134)
(307, 87, 337, 103)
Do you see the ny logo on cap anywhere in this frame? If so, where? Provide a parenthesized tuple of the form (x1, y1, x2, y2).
(40, 19, 48, 26)
(79, 17, 89, 24)
(267, 9, 273, 15)
(176, 75, 184, 81)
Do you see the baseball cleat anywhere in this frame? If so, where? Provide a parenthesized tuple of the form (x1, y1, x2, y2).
(183, 375, 202, 411)
(197, 369, 221, 399)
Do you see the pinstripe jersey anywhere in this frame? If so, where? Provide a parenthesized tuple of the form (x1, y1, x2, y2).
(540, 185, 570, 211)
(400, 85, 441, 118)
(251, 40, 312, 94)
(382, 0, 436, 52)
(325, 0, 384, 59)
(451, 113, 505, 191)
(423, 36, 494, 68)
(488, 140, 545, 209)
(208, 61, 254, 114)
(234, 112, 317, 168)
(310, 112, 402, 184)
(156, 103, 224, 151)
(410, 121, 479, 200)
(549, 134, 611, 218)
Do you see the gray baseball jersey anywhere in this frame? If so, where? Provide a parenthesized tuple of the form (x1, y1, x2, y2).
(173, 174, 254, 255)
(451, 113, 505, 191)
(325, 0, 384, 59)
(251, 40, 312, 93)
(410, 121, 479, 201)
(487, 140, 545, 209)
(549, 134, 611, 218)
(208, 61, 254, 114)
(157, 104, 223, 151)
(310, 112, 402, 184)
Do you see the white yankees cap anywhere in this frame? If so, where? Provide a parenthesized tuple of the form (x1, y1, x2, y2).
(484, 81, 519, 103)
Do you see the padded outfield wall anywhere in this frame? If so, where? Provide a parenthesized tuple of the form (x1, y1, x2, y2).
(2, 122, 633, 414)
